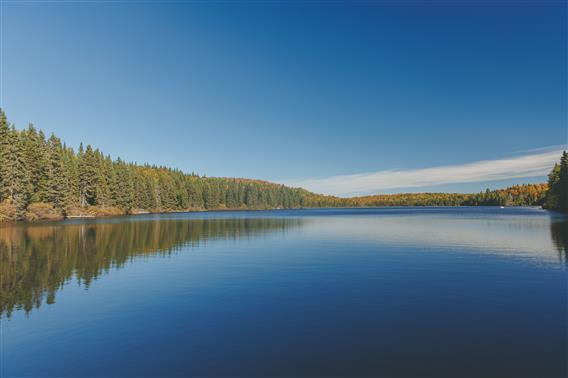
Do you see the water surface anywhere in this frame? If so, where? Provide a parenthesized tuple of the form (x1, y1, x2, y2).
(1, 207, 567, 377)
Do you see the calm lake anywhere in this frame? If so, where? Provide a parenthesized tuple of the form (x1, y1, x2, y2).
(1, 207, 567, 377)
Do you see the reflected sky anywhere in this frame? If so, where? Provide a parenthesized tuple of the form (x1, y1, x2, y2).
(303, 208, 566, 264)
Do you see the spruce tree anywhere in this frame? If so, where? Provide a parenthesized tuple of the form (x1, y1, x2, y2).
(114, 159, 134, 210)
(78, 144, 99, 206)
(63, 146, 80, 207)
(95, 150, 111, 206)
(558, 151, 568, 212)
(23, 125, 49, 202)
(10, 130, 31, 219)
(0, 109, 9, 202)
(47, 134, 68, 211)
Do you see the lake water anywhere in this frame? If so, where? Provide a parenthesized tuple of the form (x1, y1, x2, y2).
(1, 207, 567, 377)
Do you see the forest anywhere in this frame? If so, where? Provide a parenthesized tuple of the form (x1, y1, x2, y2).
(350, 183, 548, 207)
(0, 110, 342, 221)
(0, 109, 561, 221)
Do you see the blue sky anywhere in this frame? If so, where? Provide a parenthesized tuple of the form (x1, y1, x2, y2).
(1, 2, 566, 195)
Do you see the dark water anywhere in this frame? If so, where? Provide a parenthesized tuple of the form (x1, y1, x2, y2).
(1, 207, 567, 378)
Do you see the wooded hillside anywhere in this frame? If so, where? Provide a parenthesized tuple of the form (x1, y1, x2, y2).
(0, 109, 342, 220)
(0, 109, 554, 221)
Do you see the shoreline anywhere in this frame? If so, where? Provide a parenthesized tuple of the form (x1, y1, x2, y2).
(0, 203, 553, 224)
(0, 204, 298, 223)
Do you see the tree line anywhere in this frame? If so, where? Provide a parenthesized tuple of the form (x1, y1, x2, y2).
(350, 184, 548, 207)
(0, 109, 561, 221)
(0, 109, 341, 220)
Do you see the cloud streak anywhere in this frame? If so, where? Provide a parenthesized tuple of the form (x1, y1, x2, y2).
(284, 148, 564, 197)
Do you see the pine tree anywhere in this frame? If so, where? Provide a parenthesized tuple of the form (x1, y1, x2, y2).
(114, 159, 134, 210)
(23, 125, 49, 202)
(78, 144, 99, 206)
(0, 109, 10, 202)
(558, 151, 568, 212)
(10, 130, 31, 219)
(94, 150, 111, 206)
(47, 134, 68, 211)
(63, 146, 80, 207)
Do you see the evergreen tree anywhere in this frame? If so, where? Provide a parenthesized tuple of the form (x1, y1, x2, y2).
(63, 146, 80, 207)
(546, 152, 568, 212)
(46, 134, 68, 211)
(0, 109, 10, 202)
(114, 159, 134, 210)
(558, 151, 568, 212)
(546, 164, 561, 209)
(94, 150, 111, 206)
(23, 125, 49, 202)
(9, 130, 32, 219)
(78, 144, 99, 206)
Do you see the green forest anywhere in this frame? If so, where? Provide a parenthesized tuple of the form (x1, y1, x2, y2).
(0, 109, 341, 221)
(544, 151, 568, 213)
(0, 109, 565, 221)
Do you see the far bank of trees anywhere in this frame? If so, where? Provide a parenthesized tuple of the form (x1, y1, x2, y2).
(349, 184, 547, 207)
(466, 183, 548, 207)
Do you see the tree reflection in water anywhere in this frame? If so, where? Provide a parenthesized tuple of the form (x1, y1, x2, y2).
(550, 218, 568, 265)
(0, 218, 302, 318)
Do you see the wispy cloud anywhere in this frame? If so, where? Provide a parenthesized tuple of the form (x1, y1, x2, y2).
(283, 148, 564, 197)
